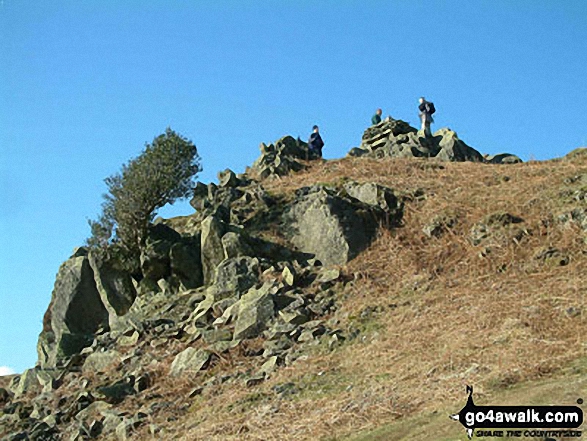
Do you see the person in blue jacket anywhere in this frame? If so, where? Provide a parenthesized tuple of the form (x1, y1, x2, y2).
(308, 125, 324, 158)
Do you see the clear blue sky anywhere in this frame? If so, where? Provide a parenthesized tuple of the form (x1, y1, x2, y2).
(1, 1, 586, 374)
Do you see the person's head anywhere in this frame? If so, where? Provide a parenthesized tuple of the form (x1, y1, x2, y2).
(376, 108, 382, 115)
(312, 125, 319, 133)
(419, 97, 425, 104)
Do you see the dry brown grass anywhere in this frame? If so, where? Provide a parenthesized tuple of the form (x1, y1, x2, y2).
(123, 155, 587, 440)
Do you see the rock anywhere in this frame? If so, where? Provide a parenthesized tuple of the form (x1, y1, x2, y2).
(262, 337, 293, 358)
(208, 339, 241, 354)
(212, 256, 260, 300)
(534, 247, 570, 266)
(251, 136, 316, 180)
(423, 212, 459, 238)
(470, 212, 525, 245)
(354, 116, 507, 164)
(281, 263, 296, 287)
(360, 117, 417, 152)
(37, 369, 63, 392)
(258, 356, 279, 377)
(133, 373, 151, 393)
(278, 310, 309, 326)
(245, 374, 265, 387)
(233, 282, 276, 340)
(286, 187, 390, 266)
(140, 239, 172, 281)
(115, 417, 141, 441)
(344, 182, 403, 215)
(433, 128, 484, 162)
(169, 237, 204, 290)
(347, 147, 368, 157)
(317, 268, 341, 284)
(10, 368, 41, 398)
(170, 348, 211, 376)
(485, 153, 523, 164)
(201, 328, 233, 344)
(221, 231, 253, 259)
(82, 350, 121, 373)
(95, 378, 135, 404)
(218, 169, 239, 188)
(0, 387, 12, 404)
(89, 251, 137, 327)
(117, 330, 140, 347)
(37, 253, 109, 369)
(558, 208, 587, 232)
(146, 223, 182, 243)
(200, 215, 228, 285)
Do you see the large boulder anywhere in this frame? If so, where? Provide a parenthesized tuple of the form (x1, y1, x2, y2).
(285, 186, 390, 266)
(89, 252, 137, 328)
(233, 282, 277, 340)
(37, 250, 109, 368)
(200, 215, 228, 285)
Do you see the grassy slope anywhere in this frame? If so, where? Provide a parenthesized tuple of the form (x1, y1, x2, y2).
(138, 153, 586, 440)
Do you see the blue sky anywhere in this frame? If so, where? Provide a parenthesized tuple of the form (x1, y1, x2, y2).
(1, 1, 586, 374)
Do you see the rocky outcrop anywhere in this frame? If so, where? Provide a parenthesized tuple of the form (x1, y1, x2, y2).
(38, 249, 109, 369)
(250, 135, 319, 179)
(350, 117, 520, 164)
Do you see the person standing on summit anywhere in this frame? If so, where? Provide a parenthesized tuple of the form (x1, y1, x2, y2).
(308, 125, 324, 158)
(371, 108, 383, 125)
(418, 97, 435, 137)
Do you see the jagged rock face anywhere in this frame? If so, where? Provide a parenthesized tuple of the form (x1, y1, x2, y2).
(285, 186, 397, 266)
(38, 250, 110, 369)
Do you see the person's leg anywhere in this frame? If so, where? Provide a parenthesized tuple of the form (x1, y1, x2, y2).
(425, 121, 432, 137)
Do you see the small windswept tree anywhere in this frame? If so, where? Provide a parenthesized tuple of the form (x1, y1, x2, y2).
(87, 128, 202, 264)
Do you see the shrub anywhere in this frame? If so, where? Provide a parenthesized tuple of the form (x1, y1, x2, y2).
(87, 128, 202, 263)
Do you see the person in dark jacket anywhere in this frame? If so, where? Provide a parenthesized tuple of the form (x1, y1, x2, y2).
(308, 125, 324, 158)
(418, 97, 435, 137)
(371, 108, 382, 125)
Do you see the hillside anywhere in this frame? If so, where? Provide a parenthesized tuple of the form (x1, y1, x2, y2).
(1, 120, 586, 441)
